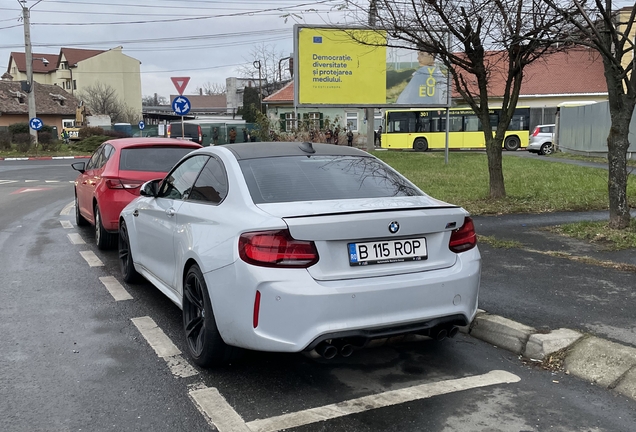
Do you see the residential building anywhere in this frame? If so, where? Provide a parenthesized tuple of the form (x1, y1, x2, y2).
(0, 80, 80, 136)
(6, 46, 142, 117)
(226, 77, 265, 115)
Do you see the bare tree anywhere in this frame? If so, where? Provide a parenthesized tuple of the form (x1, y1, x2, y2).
(142, 94, 168, 106)
(77, 82, 139, 123)
(193, 81, 227, 95)
(544, 1, 633, 229)
(236, 42, 292, 96)
(346, 0, 567, 198)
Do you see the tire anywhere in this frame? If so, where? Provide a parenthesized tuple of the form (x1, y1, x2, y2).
(413, 138, 428, 152)
(94, 204, 117, 250)
(539, 142, 553, 156)
(504, 136, 521, 151)
(75, 192, 89, 227)
(118, 220, 141, 283)
(182, 265, 236, 367)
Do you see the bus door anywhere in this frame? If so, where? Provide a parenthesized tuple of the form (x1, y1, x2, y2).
(385, 112, 417, 149)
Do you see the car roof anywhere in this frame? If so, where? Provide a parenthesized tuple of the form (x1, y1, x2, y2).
(105, 137, 202, 149)
(219, 142, 371, 160)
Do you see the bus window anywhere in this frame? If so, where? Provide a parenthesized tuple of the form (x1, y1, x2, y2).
(439, 115, 464, 132)
(464, 115, 479, 132)
(386, 112, 417, 133)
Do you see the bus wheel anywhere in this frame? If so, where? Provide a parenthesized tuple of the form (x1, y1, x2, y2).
(413, 138, 428, 152)
(504, 136, 521, 151)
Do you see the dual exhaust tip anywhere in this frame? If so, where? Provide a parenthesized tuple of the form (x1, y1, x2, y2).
(313, 326, 459, 359)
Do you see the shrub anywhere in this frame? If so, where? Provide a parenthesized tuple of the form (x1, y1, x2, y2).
(70, 135, 108, 153)
(103, 129, 128, 138)
(79, 127, 105, 139)
(0, 130, 11, 150)
(8, 122, 30, 135)
(13, 133, 33, 153)
(38, 131, 53, 145)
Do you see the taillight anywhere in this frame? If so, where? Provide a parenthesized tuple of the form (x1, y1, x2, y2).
(198, 125, 202, 143)
(167, 124, 172, 138)
(239, 229, 319, 268)
(253, 290, 261, 328)
(105, 178, 143, 190)
(449, 217, 477, 253)
(531, 127, 540, 137)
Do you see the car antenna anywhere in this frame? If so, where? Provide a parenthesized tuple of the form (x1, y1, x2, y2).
(298, 141, 316, 154)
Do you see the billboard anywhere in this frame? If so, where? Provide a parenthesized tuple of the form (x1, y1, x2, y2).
(294, 25, 450, 108)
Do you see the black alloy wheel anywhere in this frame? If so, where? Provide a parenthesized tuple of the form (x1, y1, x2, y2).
(118, 221, 140, 283)
(413, 138, 429, 152)
(75, 192, 89, 226)
(504, 136, 521, 151)
(182, 265, 236, 367)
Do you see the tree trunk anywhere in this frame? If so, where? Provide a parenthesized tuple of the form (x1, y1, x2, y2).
(606, 106, 632, 229)
(485, 134, 506, 198)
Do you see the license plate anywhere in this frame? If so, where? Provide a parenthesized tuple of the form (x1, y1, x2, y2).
(348, 238, 427, 266)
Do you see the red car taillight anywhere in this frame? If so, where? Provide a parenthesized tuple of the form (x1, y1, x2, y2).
(239, 229, 319, 268)
(449, 217, 477, 253)
(198, 125, 202, 143)
(531, 127, 540, 137)
(105, 178, 144, 190)
(167, 124, 172, 138)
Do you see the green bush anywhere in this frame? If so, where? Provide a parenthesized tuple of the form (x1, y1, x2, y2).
(38, 131, 53, 145)
(103, 129, 128, 138)
(70, 135, 108, 153)
(79, 127, 105, 139)
(8, 122, 30, 135)
(40, 137, 62, 152)
(0, 130, 10, 150)
(13, 133, 33, 153)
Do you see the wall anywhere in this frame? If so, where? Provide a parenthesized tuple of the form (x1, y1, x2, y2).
(558, 101, 636, 158)
(0, 114, 67, 138)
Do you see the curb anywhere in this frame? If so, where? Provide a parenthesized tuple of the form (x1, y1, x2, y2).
(0, 156, 90, 161)
(466, 311, 636, 401)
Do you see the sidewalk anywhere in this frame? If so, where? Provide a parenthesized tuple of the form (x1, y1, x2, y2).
(470, 210, 636, 402)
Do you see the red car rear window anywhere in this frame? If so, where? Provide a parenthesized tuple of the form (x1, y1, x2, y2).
(119, 147, 197, 172)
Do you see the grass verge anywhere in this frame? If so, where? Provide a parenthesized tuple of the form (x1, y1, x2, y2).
(477, 235, 524, 249)
(545, 220, 636, 250)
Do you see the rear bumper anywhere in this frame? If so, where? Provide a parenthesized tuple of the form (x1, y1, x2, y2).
(206, 247, 481, 352)
(98, 191, 138, 231)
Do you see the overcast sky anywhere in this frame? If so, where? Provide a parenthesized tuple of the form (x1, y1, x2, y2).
(0, 0, 354, 98)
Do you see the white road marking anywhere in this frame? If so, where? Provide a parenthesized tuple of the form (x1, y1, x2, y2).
(60, 201, 74, 215)
(99, 276, 132, 301)
(25, 180, 38, 183)
(60, 220, 73, 229)
(79, 250, 104, 267)
(131, 316, 182, 358)
(67, 233, 86, 245)
(0, 180, 18, 184)
(45, 180, 60, 183)
(166, 355, 199, 378)
(189, 370, 520, 432)
(52, 156, 76, 159)
(190, 387, 253, 432)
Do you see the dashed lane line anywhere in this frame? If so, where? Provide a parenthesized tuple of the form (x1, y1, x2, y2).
(99, 276, 132, 301)
(60, 220, 73, 229)
(0, 180, 18, 184)
(131, 316, 198, 378)
(79, 250, 104, 267)
(45, 180, 60, 183)
(60, 201, 74, 216)
(189, 370, 520, 432)
(68, 233, 86, 245)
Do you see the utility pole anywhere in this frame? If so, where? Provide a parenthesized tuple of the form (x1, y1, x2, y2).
(20, 0, 38, 145)
(366, 0, 378, 152)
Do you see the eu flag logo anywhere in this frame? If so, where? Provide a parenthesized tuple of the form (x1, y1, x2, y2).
(313, 36, 323, 43)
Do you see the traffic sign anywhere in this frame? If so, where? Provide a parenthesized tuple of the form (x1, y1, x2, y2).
(171, 77, 190, 95)
(172, 96, 191, 116)
(29, 117, 43, 131)
(138, 121, 145, 130)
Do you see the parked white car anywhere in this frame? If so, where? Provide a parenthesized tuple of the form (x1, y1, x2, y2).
(527, 124, 555, 155)
(118, 142, 481, 367)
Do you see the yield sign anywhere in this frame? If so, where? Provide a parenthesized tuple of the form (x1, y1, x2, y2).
(171, 77, 190, 95)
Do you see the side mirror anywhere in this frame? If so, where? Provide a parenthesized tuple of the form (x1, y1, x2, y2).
(71, 161, 86, 173)
(139, 179, 161, 197)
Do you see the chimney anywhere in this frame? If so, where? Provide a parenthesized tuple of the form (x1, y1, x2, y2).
(200, 88, 203, 95)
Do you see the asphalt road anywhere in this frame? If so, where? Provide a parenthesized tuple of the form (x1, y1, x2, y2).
(1, 159, 635, 431)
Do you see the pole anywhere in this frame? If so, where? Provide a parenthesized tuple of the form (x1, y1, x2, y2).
(366, 0, 378, 151)
(22, 1, 38, 145)
(444, 31, 451, 165)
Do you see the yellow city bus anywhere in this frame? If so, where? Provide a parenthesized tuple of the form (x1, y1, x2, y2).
(382, 107, 530, 151)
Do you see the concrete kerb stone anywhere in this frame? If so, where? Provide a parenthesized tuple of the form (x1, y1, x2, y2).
(523, 328, 584, 360)
(468, 313, 535, 355)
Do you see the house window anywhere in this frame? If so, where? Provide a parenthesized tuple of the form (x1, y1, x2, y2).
(73, 80, 77, 90)
(308, 112, 321, 129)
(11, 67, 16, 74)
(285, 112, 296, 131)
(61, 61, 68, 70)
(65, 81, 71, 89)
(346, 112, 358, 132)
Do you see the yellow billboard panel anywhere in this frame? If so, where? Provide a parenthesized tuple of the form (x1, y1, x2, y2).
(297, 27, 387, 105)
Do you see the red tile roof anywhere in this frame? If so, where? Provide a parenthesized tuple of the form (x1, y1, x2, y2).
(169, 94, 227, 109)
(8, 52, 59, 74)
(263, 81, 294, 103)
(60, 48, 105, 67)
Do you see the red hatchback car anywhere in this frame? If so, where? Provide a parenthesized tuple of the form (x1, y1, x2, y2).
(72, 138, 201, 249)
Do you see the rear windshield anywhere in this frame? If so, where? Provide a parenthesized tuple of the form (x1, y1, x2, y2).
(240, 155, 423, 204)
(119, 147, 196, 172)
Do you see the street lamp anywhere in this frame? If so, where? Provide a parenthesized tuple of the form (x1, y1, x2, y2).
(253, 60, 262, 113)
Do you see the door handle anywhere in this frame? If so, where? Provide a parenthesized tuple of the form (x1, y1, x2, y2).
(166, 208, 176, 217)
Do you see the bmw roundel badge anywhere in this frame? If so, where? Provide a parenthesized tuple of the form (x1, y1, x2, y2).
(388, 221, 400, 234)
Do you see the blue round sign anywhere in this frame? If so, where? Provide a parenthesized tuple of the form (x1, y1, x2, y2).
(172, 96, 191, 116)
(29, 117, 43, 131)
(138, 121, 145, 130)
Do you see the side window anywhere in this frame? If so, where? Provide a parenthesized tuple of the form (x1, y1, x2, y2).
(103, 144, 115, 163)
(188, 157, 228, 205)
(85, 146, 103, 170)
(159, 155, 208, 200)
